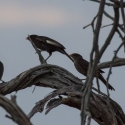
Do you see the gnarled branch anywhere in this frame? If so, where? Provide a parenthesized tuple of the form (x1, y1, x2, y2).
(0, 95, 32, 125)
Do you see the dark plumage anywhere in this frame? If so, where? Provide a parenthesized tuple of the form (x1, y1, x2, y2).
(0, 61, 4, 82)
(26, 35, 73, 62)
(69, 53, 115, 91)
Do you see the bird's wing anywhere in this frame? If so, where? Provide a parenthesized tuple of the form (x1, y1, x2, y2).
(79, 59, 89, 70)
(81, 59, 105, 73)
(36, 36, 66, 49)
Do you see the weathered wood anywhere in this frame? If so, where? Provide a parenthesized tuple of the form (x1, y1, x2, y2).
(0, 95, 32, 125)
(0, 63, 124, 125)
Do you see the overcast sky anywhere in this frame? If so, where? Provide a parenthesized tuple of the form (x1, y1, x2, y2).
(0, 1, 125, 125)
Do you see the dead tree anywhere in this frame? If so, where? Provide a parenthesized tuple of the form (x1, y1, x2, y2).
(0, 0, 125, 125)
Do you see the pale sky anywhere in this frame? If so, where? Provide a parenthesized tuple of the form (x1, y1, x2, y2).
(0, 1, 125, 125)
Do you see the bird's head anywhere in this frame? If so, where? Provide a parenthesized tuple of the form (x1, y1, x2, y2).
(69, 53, 83, 61)
(26, 35, 37, 41)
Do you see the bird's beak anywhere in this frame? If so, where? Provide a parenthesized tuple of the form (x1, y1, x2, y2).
(26, 37, 29, 40)
(69, 54, 73, 60)
(69, 54, 72, 57)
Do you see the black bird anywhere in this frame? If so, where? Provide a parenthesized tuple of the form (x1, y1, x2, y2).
(26, 35, 73, 62)
(0, 61, 4, 82)
(69, 53, 115, 91)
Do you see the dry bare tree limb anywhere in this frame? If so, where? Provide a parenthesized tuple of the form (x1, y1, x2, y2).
(110, 0, 125, 7)
(92, 87, 107, 96)
(0, 61, 124, 124)
(120, 0, 125, 52)
(104, 10, 114, 20)
(96, 77, 100, 93)
(116, 28, 124, 40)
(103, 10, 124, 33)
(99, 6, 119, 59)
(101, 23, 113, 28)
(27, 35, 46, 64)
(83, 14, 98, 33)
(98, 58, 125, 69)
(81, 1, 105, 125)
(106, 41, 125, 99)
(28, 86, 72, 118)
(0, 95, 32, 125)
(103, 11, 124, 32)
(120, 0, 125, 36)
(0, 58, 125, 96)
(28, 88, 125, 125)
(104, 41, 125, 124)
(0, 64, 83, 95)
(90, 0, 116, 7)
(85, 0, 125, 56)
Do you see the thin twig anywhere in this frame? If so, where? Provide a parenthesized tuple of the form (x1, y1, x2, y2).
(110, 0, 125, 7)
(90, 0, 116, 7)
(116, 28, 124, 40)
(92, 87, 107, 96)
(120, 0, 125, 52)
(101, 23, 113, 28)
(96, 77, 100, 94)
(83, 14, 98, 33)
(104, 11, 124, 32)
(28, 35, 46, 64)
(99, 7, 119, 59)
(106, 40, 125, 99)
(0, 95, 32, 125)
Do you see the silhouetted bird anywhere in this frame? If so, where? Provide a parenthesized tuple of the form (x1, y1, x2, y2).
(0, 61, 4, 82)
(69, 53, 115, 91)
(26, 35, 73, 62)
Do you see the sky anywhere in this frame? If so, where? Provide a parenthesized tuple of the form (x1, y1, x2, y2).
(0, 1, 125, 125)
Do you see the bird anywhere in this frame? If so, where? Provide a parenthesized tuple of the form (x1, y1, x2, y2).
(26, 35, 73, 62)
(0, 61, 4, 82)
(69, 53, 115, 91)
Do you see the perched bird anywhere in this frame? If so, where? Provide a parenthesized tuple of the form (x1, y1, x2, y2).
(69, 53, 115, 91)
(0, 61, 4, 82)
(26, 35, 73, 62)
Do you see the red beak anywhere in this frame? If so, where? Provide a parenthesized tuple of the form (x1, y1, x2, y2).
(69, 54, 72, 57)
(26, 37, 29, 40)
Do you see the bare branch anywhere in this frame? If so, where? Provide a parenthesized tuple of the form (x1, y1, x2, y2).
(0, 95, 32, 125)
(0, 59, 124, 125)
(116, 28, 124, 40)
(99, 7, 119, 59)
(98, 58, 125, 69)
(83, 14, 98, 33)
(120, 0, 125, 27)
(106, 41, 125, 96)
(110, 0, 125, 7)
(0, 64, 83, 95)
(90, 0, 117, 7)
(28, 89, 125, 125)
(104, 11, 124, 32)
(27, 35, 46, 64)
(81, 1, 106, 125)
(101, 23, 113, 28)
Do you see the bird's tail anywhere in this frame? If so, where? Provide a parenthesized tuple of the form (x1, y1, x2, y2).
(99, 74, 115, 91)
(61, 50, 74, 62)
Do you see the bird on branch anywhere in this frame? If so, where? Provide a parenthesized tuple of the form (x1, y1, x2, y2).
(26, 35, 73, 62)
(0, 61, 4, 83)
(69, 53, 115, 91)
